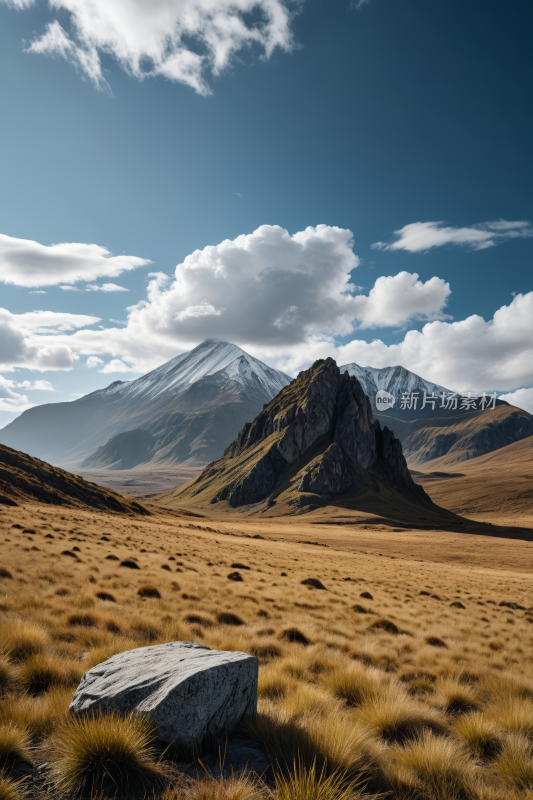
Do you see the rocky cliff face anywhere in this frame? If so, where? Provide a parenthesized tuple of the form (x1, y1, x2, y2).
(181, 358, 419, 510)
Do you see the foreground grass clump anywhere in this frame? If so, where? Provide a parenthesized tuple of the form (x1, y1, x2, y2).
(495, 734, 533, 791)
(0, 723, 32, 768)
(392, 731, 478, 800)
(0, 770, 26, 800)
(163, 773, 268, 799)
(274, 760, 365, 800)
(49, 710, 164, 796)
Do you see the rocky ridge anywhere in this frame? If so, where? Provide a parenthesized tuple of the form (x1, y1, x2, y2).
(178, 358, 424, 511)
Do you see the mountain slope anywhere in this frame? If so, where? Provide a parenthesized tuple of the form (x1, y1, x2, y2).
(340, 362, 452, 420)
(412, 434, 533, 522)
(170, 358, 443, 517)
(380, 403, 533, 468)
(0, 443, 148, 513)
(0, 340, 291, 469)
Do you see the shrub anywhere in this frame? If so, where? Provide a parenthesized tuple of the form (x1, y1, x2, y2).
(301, 579, 326, 590)
(121, 559, 140, 569)
(217, 612, 244, 626)
(279, 628, 310, 646)
(68, 613, 98, 628)
(184, 614, 214, 628)
(368, 618, 399, 635)
(95, 592, 116, 602)
(0, 724, 32, 768)
(231, 563, 251, 570)
(49, 711, 164, 796)
(227, 572, 243, 582)
(0, 771, 26, 800)
(138, 585, 161, 599)
(360, 591, 373, 600)
(426, 636, 447, 648)
(0, 567, 12, 580)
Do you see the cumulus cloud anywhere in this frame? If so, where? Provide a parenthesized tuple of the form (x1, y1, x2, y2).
(17, 0, 297, 95)
(0, 376, 33, 414)
(100, 359, 135, 373)
(86, 356, 104, 368)
(0, 308, 97, 371)
(34, 224, 450, 373)
(372, 219, 533, 253)
(0, 233, 150, 287)
(270, 291, 533, 393)
(499, 387, 533, 415)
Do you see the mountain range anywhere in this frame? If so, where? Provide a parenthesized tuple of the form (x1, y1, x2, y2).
(0, 340, 289, 469)
(1, 338, 532, 473)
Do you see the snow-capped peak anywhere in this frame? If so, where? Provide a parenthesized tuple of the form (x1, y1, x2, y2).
(340, 361, 452, 410)
(82, 339, 291, 403)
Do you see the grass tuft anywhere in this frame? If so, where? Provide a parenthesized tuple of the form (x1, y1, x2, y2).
(274, 759, 364, 800)
(49, 710, 164, 796)
(217, 613, 244, 626)
(0, 621, 48, 662)
(495, 733, 533, 790)
(138, 585, 162, 599)
(0, 771, 26, 800)
(0, 724, 32, 768)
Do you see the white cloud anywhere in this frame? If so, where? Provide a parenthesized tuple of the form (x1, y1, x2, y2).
(0, 376, 33, 414)
(350, 272, 450, 328)
(0, 308, 96, 371)
(17, 0, 297, 96)
(60, 282, 129, 292)
(86, 356, 104, 368)
(372, 219, 533, 253)
(499, 387, 533, 415)
(100, 359, 135, 374)
(29, 290, 47, 294)
(0, 233, 150, 287)
(13, 379, 55, 391)
(35, 224, 450, 373)
(271, 291, 533, 393)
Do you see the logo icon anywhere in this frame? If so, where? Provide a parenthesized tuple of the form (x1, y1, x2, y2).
(375, 390, 395, 411)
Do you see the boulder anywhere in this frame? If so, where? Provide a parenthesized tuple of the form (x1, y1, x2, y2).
(70, 641, 258, 746)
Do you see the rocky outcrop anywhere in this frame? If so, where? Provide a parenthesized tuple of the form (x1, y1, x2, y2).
(182, 358, 419, 510)
(70, 641, 258, 746)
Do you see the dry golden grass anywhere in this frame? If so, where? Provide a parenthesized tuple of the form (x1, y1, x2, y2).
(1, 499, 532, 798)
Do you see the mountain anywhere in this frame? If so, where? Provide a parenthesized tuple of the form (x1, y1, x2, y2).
(0, 340, 291, 469)
(381, 402, 533, 468)
(412, 434, 533, 523)
(170, 357, 443, 517)
(339, 362, 452, 420)
(0, 443, 147, 514)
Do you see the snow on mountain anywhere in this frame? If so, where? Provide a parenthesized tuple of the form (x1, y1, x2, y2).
(340, 362, 452, 415)
(82, 339, 290, 403)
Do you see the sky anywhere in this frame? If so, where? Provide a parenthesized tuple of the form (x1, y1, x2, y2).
(0, 0, 532, 426)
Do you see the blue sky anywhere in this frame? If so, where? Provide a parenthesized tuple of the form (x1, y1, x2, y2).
(0, 0, 532, 426)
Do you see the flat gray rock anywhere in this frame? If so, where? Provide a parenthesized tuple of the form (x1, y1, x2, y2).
(70, 641, 258, 746)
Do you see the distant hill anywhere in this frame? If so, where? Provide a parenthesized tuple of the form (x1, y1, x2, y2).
(379, 403, 533, 468)
(0, 340, 291, 470)
(0, 443, 147, 513)
(412, 433, 533, 522)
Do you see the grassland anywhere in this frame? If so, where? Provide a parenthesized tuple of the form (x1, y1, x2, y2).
(1, 499, 533, 799)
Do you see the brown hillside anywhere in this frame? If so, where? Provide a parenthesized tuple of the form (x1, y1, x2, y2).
(413, 434, 533, 524)
(0, 443, 148, 514)
(387, 403, 533, 468)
